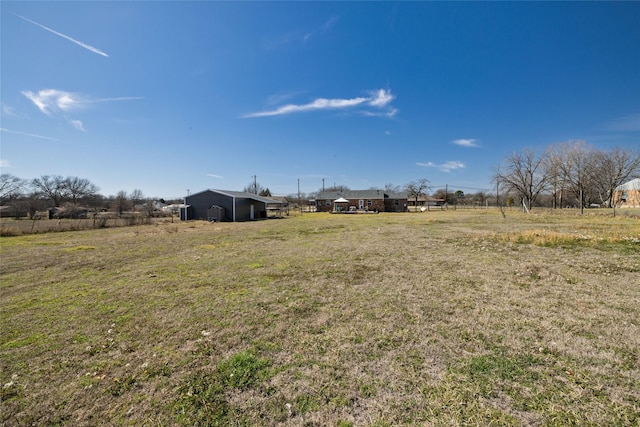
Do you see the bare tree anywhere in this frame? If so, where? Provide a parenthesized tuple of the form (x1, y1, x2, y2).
(0, 174, 25, 203)
(31, 175, 68, 206)
(453, 190, 465, 206)
(143, 197, 156, 217)
(130, 189, 144, 211)
(494, 147, 549, 212)
(243, 178, 266, 195)
(590, 147, 640, 212)
(66, 177, 99, 204)
(543, 144, 566, 209)
(471, 191, 487, 207)
(113, 190, 129, 216)
(384, 183, 402, 195)
(554, 141, 597, 214)
(30, 175, 98, 206)
(405, 178, 430, 210)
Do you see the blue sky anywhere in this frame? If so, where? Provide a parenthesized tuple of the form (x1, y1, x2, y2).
(1, 1, 639, 198)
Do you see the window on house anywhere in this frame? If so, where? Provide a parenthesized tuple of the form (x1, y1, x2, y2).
(367, 200, 372, 206)
(326, 200, 331, 206)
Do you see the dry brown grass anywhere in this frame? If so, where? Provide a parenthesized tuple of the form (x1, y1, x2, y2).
(0, 216, 174, 236)
(1, 209, 639, 426)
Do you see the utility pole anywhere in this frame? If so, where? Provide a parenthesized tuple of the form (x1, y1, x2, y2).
(298, 178, 301, 215)
(322, 178, 325, 192)
(445, 184, 448, 209)
(253, 175, 257, 194)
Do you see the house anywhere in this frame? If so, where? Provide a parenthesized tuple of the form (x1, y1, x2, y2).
(314, 189, 408, 213)
(612, 178, 640, 208)
(182, 189, 285, 221)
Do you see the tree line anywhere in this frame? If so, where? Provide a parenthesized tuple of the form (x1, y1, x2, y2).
(0, 174, 180, 219)
(3, 140, 638, 219)
(494, 140, 640, 214)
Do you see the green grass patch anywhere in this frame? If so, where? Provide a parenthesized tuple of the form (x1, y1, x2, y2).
(63, 245, 97, 251)
(173, 350, 271, 426)
(1, 332, 48, 350)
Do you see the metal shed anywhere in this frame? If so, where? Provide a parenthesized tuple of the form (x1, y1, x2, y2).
(183, 189, 284, 222)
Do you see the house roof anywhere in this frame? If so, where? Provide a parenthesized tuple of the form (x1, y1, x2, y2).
(269, 196, 290, 204)
(316, 189, 396, 200)
(386, 192, 408, 199)
(615, 178, 640, 191)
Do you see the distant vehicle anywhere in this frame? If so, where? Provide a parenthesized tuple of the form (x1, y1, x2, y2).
(589, 203, 601, 208)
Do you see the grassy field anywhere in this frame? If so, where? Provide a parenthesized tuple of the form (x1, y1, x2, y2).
(1, 209, 639, 426)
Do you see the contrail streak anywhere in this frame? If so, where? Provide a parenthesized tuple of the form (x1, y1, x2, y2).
(1, 127, 59, 141)
(90, 97, 144, 103)
(17, 14, 109, 57)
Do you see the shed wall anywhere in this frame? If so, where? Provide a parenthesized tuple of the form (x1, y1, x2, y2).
(185, 191, 234, 221)
(234, 198, 267, 220)
(184, 191, 270, 221)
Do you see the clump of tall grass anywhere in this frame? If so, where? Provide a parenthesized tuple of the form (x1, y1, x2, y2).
(494, 228, 639, 249)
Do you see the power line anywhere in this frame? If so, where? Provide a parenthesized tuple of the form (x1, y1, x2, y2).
(431, 184, 493, 192)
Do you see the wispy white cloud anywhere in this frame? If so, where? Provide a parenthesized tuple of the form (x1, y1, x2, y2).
(22, 89, 81, 115)
(368, 89, 394, 107)
(70, 120, 86, 132)
(22, 89, 142, 115)
(417, 160, 465, 172)
(22, 89, 142, 131)
(17, 14, 109, 57)
(243, 89, 397, 118)
(1, 127, 59, 141)
(205, 173, 224, 179)
(0, 159, 11, 168)
(451, 138, 479, 148)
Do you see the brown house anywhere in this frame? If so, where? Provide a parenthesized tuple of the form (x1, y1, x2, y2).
(612, 178, 640, 208)
(315, 190, 407, 213)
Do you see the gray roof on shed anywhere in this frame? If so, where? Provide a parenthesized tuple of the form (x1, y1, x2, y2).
(192, 189, 282, 205)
